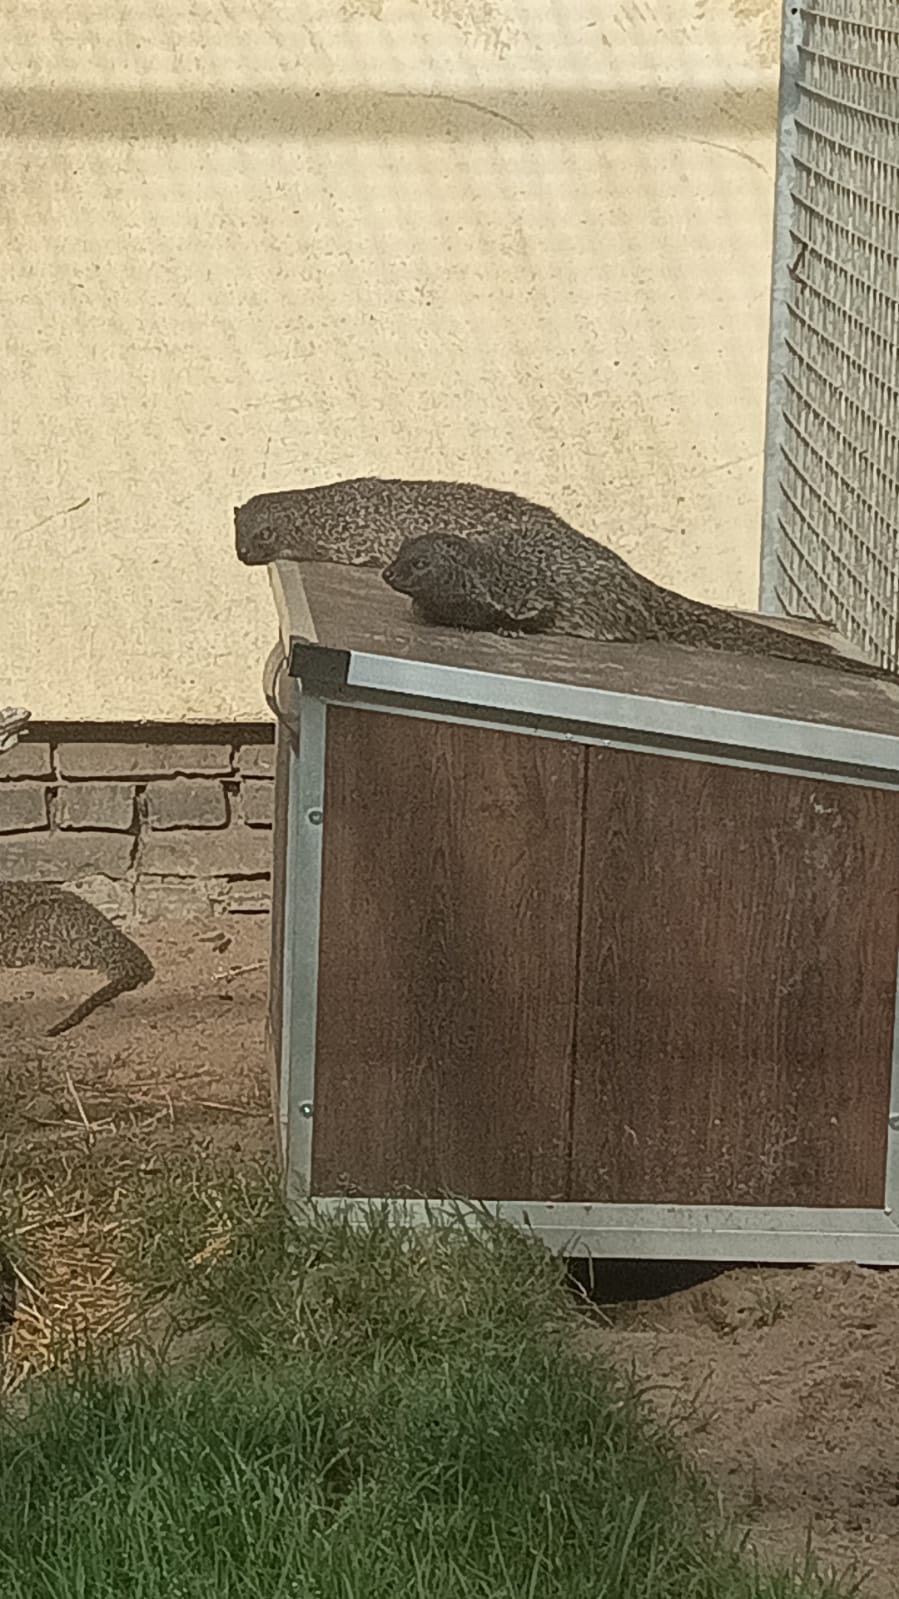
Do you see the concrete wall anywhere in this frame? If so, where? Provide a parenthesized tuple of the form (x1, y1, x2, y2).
(1, 0, 781, 723)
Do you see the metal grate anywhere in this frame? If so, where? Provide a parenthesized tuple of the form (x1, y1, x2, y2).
(760, 0, 899, 668)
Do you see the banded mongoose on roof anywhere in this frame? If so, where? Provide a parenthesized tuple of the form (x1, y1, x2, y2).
(0, 706, 30, 757)
(235, 475, 633, 579)
(235, 473, 893, 681)
(0, 882, 154, 1037)
(382, 526, 899, 683)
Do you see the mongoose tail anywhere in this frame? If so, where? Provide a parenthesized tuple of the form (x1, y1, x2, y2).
(46, 947, 155, 1038)
(661, 596, 899, 683)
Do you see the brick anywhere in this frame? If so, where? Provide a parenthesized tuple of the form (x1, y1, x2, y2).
(57, 741, 233, 780)
(138, 825, 272, 879)
(212, 878, 272, 915)
(239, 780, 273, 827)
(0, 832, 133, 881)
(0, 740, 52, 780)
(145, 777, 228, 830)
(57, 782, 135, 831)
(0, 784, 48, 832)
(134, 876, 215, 922)
(237, 741, 275, 778)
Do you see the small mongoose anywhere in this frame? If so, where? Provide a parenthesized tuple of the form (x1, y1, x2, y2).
(0, 882, 154, 1037)
(382, 528, 899, 683)
(0, 706, 30, 757)
(234, 475, 634, 576)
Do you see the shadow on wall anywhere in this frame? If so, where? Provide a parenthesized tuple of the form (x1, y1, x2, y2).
(0, 85, 778, 142)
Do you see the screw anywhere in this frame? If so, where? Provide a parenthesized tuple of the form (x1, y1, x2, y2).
(299, 1102, 314, 1119)
(307, 809, 323, 825)
(890, 1115, 899, 1132)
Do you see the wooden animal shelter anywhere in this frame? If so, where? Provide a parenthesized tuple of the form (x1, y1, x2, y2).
(264, 559, 899, 1265)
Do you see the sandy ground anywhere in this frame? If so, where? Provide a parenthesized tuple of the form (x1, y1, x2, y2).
(1, 915, 898, 1595)
(583, 1265, 899, 1596)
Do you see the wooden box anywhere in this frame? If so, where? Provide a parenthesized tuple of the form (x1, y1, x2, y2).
(265, 560, 899, 1263)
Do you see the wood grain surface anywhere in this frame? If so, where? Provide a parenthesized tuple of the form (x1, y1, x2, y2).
(570, 750, 899, 1207)
(311, 707, 584, 1198)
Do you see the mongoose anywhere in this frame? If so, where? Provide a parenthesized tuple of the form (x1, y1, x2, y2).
(0, 882, 154, 1037)
(235, 472, 891, 679)
(234, 475, 634, 577)
(0, 707, 30, 757)
(382, 528, 899, 683)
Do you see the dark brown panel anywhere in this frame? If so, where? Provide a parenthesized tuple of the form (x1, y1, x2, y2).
(312, 709, 584, 1198)
(571, 751, 899, 1208)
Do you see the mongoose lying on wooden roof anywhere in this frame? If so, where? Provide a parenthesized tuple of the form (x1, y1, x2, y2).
(235, 472, 893, 680)
(382, 528, 898, 683)
(235, 475, 634, 577)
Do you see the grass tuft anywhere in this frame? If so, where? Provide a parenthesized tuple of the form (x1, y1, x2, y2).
(0, 1159, 853, 1597)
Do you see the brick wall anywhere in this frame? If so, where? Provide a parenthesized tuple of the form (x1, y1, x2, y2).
(0, 726, 275, 921)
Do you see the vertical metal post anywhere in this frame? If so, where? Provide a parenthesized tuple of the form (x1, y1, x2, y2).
(263, 645, 294, 1168)
(282, 692, 328, 1210)
(885, 952, 899, 1220)
(276, 719, 299, 1164)
(759, 0, 804, 615)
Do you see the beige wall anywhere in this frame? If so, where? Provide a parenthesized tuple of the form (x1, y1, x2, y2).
(1, 0, 781, 722)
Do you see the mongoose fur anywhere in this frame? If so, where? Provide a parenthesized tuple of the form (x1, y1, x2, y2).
(382, 527, 899, 683)
(234, 473, 892, 680)
(235, 475, 634, 576)
(0, 882, 154, 1037)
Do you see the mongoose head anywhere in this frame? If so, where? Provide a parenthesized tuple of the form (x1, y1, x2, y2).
(382, 533, 477, 599)
(235, 478, 420, 567)
(384, 532, 553, 633)
(234, 492, 311, 565)
(383, 532, 505, 629)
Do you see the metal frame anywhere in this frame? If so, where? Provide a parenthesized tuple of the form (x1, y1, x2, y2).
(268, 555, 899, 1263)
(297, 1201, 899, 1265)
(280, 692, 327, 1210)
(759, 0, 804, 615)
(279, 617, 899, 776)
(759, 0, 899, 661)
(271, 687, 899, 1261)
(294, 647, 899, 794)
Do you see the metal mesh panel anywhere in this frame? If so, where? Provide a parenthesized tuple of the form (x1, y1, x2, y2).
(762, 1, 899, 667)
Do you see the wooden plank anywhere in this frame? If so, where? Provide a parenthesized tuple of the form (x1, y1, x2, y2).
(571, 751, 899, 1208)
(312, 707, 584, 1198)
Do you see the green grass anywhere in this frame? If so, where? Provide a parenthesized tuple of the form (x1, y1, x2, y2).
(0, 1166, 855, 1598)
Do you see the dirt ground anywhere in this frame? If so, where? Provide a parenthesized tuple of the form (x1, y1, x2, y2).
(584, 1266, 899, 1596)
(2, 915, 898, 1596)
